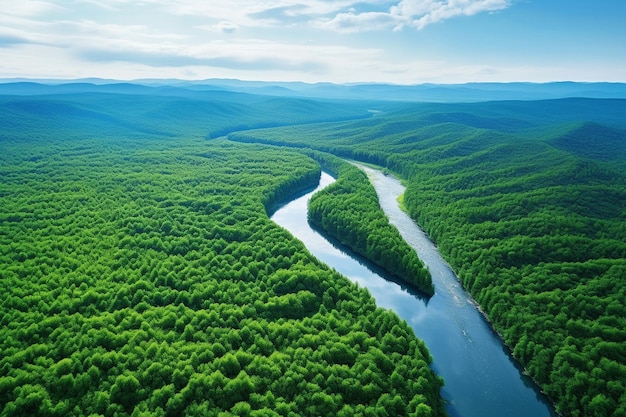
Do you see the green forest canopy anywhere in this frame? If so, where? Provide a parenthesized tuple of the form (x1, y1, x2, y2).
(0, 91, 445, 416)
(3, 85, 626, 417)
(230, 98, 626, 417)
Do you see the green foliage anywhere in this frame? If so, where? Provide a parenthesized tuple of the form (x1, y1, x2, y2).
(307, 159, 434, 296)
(233, 97, 626, 417)
(0, 92, 445, 417)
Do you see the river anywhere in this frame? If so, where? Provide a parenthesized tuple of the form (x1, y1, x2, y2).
(270, 169, 558, 417)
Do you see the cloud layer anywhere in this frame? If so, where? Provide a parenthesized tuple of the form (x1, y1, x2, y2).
(94, 1, 511, 33)
(1, 0, 623, 83)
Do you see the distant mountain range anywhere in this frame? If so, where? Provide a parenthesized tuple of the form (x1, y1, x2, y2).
(1, 78, 626, 102)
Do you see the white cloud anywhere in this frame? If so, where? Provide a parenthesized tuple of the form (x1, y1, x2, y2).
(1, 0, 61, 17)
(69, 35, 384, 78)
(214, 21, 239, 34)
(312, 11, 401, 33)
(398, 0, 511, 30)
(76, 1, 395, 30)
(163, 1, 354, 18)
(315, 0, 511, 32)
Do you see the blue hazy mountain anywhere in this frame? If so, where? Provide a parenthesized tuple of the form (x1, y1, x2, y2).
(2, 79, 625, 102)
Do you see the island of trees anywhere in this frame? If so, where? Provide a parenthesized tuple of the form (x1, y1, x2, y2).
(306, 154, 434, 296)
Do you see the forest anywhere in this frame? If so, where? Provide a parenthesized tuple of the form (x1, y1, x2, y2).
(231, 98, 626, 417)
(0, 89, 445, 416)
(2, 82, 626, 417)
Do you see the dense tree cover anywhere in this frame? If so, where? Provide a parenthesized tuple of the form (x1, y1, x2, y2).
(0, 93, 446, 417)
(230, 98, 626, 417)
(402, 145, 626, 417)
(306, 158, 434, 296)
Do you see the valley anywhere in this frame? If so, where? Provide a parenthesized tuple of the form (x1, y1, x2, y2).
(1, 81, 625, 417)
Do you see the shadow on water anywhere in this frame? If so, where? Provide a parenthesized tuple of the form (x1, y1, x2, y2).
(308, 220, 432, 304)
(271, 169, 559, 417)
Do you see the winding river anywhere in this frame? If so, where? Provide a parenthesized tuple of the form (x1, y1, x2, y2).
(270, 168, 558, 417)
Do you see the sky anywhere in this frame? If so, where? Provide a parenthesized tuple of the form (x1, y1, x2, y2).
(1, 0, 625, 84)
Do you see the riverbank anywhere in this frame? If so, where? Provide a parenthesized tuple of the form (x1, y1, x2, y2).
(308, 163, 435, 296)
(277, 166, 558, 417)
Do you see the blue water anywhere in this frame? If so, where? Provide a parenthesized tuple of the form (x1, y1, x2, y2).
(270, 169, 558, 417)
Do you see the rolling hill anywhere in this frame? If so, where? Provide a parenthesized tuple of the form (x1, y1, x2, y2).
(230, 97, 626, 417)
(2, 81, 625, 417)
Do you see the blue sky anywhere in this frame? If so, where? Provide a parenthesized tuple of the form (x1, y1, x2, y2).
(0, 0, 624, 84)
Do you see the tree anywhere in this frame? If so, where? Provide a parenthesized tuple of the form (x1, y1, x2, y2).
(110, 374, 141, 411)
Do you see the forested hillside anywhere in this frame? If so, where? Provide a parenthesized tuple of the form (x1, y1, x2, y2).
(0, 90, 446, 416)
(230, 98, 626, 417)
(0, 84, 375, 141)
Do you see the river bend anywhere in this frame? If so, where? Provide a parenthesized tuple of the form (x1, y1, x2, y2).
(270, 169, 557, 417)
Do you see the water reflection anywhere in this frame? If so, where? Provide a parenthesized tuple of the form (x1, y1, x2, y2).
(271, 170, 558, 417)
